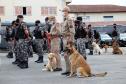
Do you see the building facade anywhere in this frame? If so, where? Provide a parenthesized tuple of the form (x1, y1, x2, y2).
(68, 5, 126, 26)
(0, 0, 72, 23)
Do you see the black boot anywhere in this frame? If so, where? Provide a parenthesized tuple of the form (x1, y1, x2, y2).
(18, 61, 28, 69)
(29, 52, 33, 58)
(88, 51, 93, 55)
(7, 52, 13, 58)
(61, 72, 70, 75)
(35, 56, 43, 63)
(12, 59, 20, 64)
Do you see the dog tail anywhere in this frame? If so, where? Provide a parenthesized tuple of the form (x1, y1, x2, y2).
(91, 72, 107, 77)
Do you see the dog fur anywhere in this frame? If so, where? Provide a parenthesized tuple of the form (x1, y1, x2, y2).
(112, 40, 123, 55)
(42, 53, 57, 72)
(102, 44, 109, 53)
(65, 41, 107, 78)
(92, 42, 102, 55)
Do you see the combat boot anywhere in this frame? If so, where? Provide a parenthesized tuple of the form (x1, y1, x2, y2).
(88, 51, 93, 55)
(18, 61, 28, 69)
(7, 52, 13, 58)
(12, 59, 20, 64)
(35, 56, 43, 63)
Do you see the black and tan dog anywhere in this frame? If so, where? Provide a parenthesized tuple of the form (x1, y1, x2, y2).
(102, 44, 109, 53)
(65, 41, 107, 78)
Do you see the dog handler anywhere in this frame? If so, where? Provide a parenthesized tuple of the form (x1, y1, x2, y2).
(61, 6, 75, 75)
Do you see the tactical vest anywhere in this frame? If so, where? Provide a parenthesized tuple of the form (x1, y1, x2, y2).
(33, 30, 43, 39)
(15, 24, 25, 40)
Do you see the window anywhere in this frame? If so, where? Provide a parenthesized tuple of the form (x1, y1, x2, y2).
(103, 16, 113, 21)
(82, 16, 90, 22)
(41, 7, 57, 16)
(15, 6, 31, 16)
(0, 6, 4, 15)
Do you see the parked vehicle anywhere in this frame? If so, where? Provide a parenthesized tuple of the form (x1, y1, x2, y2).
(118, 33, 126, 47)
(99, 33, 112, 46)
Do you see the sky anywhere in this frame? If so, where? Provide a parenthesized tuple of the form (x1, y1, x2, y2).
(70, 0, 126, 6)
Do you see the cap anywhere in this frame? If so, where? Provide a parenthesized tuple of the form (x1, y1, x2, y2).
(62, 6, 70, 12)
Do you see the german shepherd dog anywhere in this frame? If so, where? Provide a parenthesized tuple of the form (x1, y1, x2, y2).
(65, 41, 107, 78)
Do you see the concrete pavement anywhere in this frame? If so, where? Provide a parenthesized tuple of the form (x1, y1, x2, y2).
(0, 48, 126, 84)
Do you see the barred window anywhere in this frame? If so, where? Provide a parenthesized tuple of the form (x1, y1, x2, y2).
(41, 7, 57, 16)
(0, 6, 4, 16)
(15, 6, 32, 16)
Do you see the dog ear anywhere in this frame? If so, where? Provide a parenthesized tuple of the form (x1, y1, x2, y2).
(67, 41, 74, 47)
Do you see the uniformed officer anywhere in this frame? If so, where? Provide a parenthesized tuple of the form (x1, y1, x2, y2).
(13, 15, 30, 69)
(87, 24, 94, 55)
(75, 17, 87, 60)
(61, 6, 75, 75)
(5, 21, 16, 58)
(33, 20, 45, 63)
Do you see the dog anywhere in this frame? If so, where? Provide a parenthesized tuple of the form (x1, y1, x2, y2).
(92, 42, 102, 55)
(65, 41, 107, 78)
(102, 44, 109, 53)
(112, 40, 123, 55)
(42, 53, 57, 72)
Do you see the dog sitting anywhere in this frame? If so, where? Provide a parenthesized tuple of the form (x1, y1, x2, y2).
(65, 41, 107, 78)
(112, 40, 123, 55)
(92, 41, 102, 55)
(42, 53, 57, 72)
(102, 44, 109, 53)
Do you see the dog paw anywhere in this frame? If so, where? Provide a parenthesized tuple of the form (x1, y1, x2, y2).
(67, 75, 72, 78)
(42, 68, 47, 71)
(50, 69, 54, 72)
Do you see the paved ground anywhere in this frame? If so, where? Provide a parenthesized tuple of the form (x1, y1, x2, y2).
(0, 48, 126, 84)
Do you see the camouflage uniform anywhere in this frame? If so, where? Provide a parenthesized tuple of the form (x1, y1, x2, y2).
(34, 39, 44, 57)
(33, 25, 45, 63)
(13, 22, 30, 68)
(75, 22, 87, 60)
(61, 16, 75, 72)
(15, 39, 29, 62)
(87, 28, 94, 55)
(5, 26, 15, 58)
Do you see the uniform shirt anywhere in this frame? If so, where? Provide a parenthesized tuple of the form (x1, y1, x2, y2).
(61, 16, 75, 36)
(75, 22, 87, 39)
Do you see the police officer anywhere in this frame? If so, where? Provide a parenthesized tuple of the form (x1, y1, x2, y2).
(112, 23, 119, 41)
(87, 24, 94, 55)
(5, 21, 16, 58)
(61, 6, 75, 75)
(33, 20, 45, 63)
(75, 17, 87, 60)
(13, 15, 30, 69)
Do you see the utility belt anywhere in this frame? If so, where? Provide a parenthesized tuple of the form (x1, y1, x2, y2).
(51, 35, 60, 39)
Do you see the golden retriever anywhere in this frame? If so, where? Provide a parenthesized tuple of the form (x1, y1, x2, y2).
(42, 53, 57, 72)
(65, 41, 107, 78)
(92, 42, 102, 55)
(112, 40, 123, 55)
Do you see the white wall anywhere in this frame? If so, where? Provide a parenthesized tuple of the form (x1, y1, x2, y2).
(70, 12, 126, 22)
(0, 0, 65, 23)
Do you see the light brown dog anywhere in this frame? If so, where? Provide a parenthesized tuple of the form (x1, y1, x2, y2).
(42, 53, 57, 72)
(112, 40, 123, 55)
(65, 41, 107, 78)
(102, 44, 109, 53)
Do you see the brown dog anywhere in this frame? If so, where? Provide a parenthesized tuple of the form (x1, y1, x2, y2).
(102, 44, 109, 53)
(42, 53, 57, 72)
(65, 41, 107, 78)
(112, 40, 123, 55)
